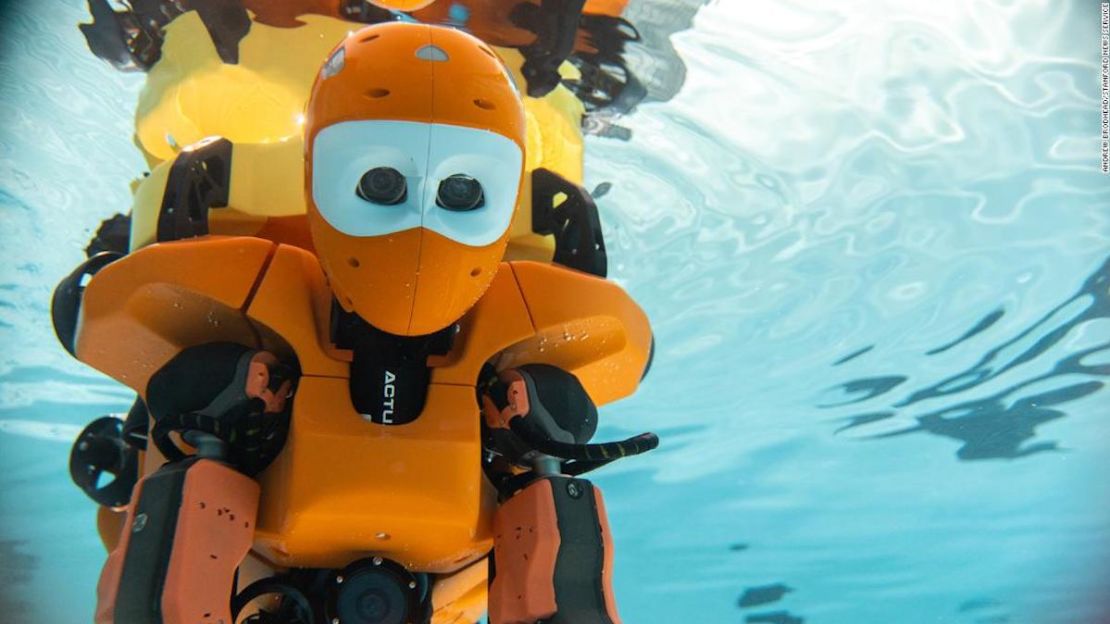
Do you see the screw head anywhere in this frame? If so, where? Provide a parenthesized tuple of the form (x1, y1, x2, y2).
(372, 556, 383, 566)
(132, 513, 148, 533)
(335, 575, 344, 584)
(566, 481, 583, 499)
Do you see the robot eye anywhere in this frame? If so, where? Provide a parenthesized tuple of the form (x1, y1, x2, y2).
(436, 174, 484, 212)
(356, 167, 407, 205)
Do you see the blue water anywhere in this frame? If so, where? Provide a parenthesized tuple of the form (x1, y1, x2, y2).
(2, 1, 1109, 622)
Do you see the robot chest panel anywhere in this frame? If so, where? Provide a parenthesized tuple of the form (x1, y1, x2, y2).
(252, 376, 494, 572)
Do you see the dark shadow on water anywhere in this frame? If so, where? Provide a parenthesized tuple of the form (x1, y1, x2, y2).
(819, 376, 907, 407)
(738, 583, 793, 608)
(827, 256, 1110, 461)
(745, 610, 805, 624)
(833, 345, 874, 366)
(0, 540, 37, 618)
(898, 258, 1109, 407)
(958, 596, 1010, 622)
(926, 307, 1005, 356)
(872, 381, 1101, 460)
(834, 411, 896, 433)
(959, 598, 1002, 612)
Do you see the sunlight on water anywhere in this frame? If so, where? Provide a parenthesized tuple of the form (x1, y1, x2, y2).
(1, 1, 1108, 622)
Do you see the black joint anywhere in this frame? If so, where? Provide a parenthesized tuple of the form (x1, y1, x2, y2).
(338, 0, 397, 23)
(189, 0, 251, 64)
(51, 251, 123, 357)
(85, 212, 131, 257)
(69, 415, 140, 508)
(531, 168, 607, 277)
(122, 396, 150, 451)
(79, 0, 187, 72)
(512, 0, 588, 98)
(332, 302, 455, 426)
(564, 16, 645, 114)
(156, 137, 233, 242)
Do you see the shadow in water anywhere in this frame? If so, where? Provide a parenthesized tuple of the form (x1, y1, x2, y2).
(745, 610, 805, 624)
(819, 376, 907, 407)
(833, 345, 874, 366)
(0, 540, 36, 618)
(738, 583, 794, 608)
(826, 256, 1110, 461)
(926, 308, 1005, 356)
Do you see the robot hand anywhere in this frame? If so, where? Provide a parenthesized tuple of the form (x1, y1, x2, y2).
(479, 364, 658, 475)
(146, 342, 296, 475)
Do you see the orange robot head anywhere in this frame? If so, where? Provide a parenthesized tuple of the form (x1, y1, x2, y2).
(305, 22, 526, 337)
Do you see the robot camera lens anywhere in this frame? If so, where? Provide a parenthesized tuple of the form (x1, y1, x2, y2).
(356, 167, 407, 205)
(436, 174, 484, 211)
(331, 564, 418, 624)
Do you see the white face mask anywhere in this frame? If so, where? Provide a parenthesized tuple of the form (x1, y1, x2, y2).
(311, 120, 523, 247)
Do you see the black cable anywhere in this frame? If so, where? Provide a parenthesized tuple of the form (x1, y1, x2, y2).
(231, 577, 314, 624)
(509, 418, 658, 462)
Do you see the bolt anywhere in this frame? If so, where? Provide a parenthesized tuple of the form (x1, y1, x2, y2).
(332, 618, 340, 624)
(78, 441, 89, 451)
(132, 513, 148, 533)
(372, 557, 383, 566)
(335, 575, 344, 584)
(408, 581, 417, 589)
(566, 481, 582, 499)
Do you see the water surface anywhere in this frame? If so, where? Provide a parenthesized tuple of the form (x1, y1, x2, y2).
(1, 1, 1108, 622)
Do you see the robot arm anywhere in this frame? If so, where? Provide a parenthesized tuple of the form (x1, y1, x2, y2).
(95, 343, 297, 624)
(479, 365, 656, 624)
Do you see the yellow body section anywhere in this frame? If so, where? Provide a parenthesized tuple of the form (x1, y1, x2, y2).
(127, 10, 585, 258)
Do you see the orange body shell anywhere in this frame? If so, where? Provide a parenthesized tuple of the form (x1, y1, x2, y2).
(75, 235, 652, 575)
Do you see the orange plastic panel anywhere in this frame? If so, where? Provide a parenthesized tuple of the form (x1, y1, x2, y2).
(76, 237, 275, 393)
(595, 487, 621, 624)
(94, 478, 146, 624)
(496, 262, 652, 407)
(96, 506, 127, 553)
(489, 478, 559, 624)
(583, 0, 628, 16)
(253, 378, 495, 571)
(430, 263, 535, 386)
(244, 244, 346, 377)
(161, 460, 260, 624)
(429, 558, 489, 624)
(407, 229, 512, 337)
